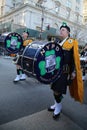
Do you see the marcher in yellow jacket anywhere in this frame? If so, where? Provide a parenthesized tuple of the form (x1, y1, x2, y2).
(14, 31, 32, 82)
(48, 23, 84, 120)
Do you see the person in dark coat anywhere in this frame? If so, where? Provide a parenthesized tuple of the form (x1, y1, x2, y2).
(48, 23, 78, 119)
(80, 43, 87, 80)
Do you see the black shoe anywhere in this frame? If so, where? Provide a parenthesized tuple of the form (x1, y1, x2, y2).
(20, 79, 26, 81)
(53, 113, 60, 120)
(13, 80, 19, 83)
(48, 107, 55, 112)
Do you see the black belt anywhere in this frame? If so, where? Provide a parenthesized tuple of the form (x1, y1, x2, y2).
(63, 64, 69, 73)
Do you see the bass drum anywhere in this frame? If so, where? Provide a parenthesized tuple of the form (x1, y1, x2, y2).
(4, 32, 23, 54)
(21, 40, 64, 84)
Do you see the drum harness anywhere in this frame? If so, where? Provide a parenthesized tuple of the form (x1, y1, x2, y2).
(58, 37, 70, 74)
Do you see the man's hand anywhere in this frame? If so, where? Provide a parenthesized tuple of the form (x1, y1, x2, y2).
(71, 72, 76, 80)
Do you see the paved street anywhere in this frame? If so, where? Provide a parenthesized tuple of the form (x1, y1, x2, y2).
(0, 56, 54, 124)
(0, 56, 87, 130)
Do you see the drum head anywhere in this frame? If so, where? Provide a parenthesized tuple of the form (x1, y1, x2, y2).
(34, 41, 64, 84)
(4, 32, 23, 53)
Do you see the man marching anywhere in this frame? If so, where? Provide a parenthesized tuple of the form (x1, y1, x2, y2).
(13, 31, 32, 82)
(48, 23, 84, 120)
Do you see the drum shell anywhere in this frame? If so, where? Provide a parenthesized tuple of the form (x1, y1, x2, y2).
(21, 41, 64, 84)
(21, 45, 38, 75)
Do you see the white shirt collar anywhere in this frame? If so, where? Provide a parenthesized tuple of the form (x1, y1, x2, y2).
(59, 37, 68, 46)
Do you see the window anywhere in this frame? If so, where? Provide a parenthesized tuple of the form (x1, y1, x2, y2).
(85, 19, 87, 22)
(1, 6, 3, 15)
(66, 0, 72, 8)
(76, 0, 81, 4)
(66, 10, 70, 18)
(84, 16, 87, 22)
(56, 0, 61, 2)
(75, 6, 80, 12)
(55, 6, 60, 13)
(24, 0, 29, 4)
(75, 14, 79, 21)
(84, 16, 87, 19)
(55, 0, 61, 13)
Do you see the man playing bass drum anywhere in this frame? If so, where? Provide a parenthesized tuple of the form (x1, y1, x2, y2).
(48, 23, 84, 120)
(13, 31, 32, 82)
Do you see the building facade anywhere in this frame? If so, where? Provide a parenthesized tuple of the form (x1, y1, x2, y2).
(0, 0, 86, 44)
(83, 0, 87, 23)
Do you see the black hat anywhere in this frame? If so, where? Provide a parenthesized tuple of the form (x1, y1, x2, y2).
(24, 31, 29, 36)
(60, 22, 70, 32)
(26, 31, 29, 36)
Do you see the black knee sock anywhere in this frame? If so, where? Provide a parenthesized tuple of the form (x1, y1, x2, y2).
(17, 69, 20, 75)
(19, 69, 24, 74)
(83, 68, 85, 76)
(21, 70, 24, 74)
(54, 93, 63, 103)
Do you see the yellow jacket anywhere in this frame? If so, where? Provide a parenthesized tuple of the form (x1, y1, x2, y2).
(62, 38, 84, 103)
(23, 39, 32, 47)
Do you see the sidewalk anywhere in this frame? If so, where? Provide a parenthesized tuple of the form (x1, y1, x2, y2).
(0, 110, 83, 130)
